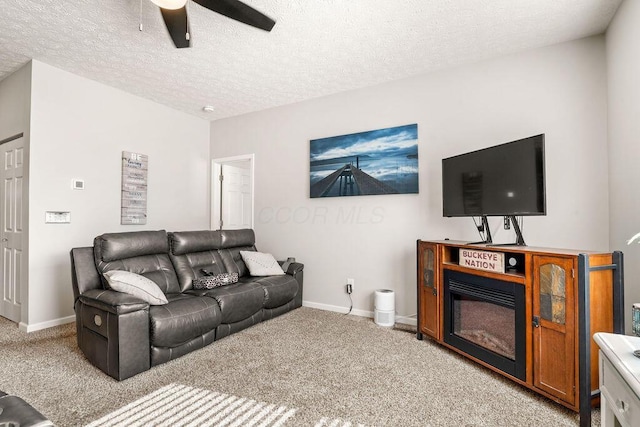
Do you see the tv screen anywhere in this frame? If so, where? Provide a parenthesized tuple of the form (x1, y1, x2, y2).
(442, 134, 546, 217)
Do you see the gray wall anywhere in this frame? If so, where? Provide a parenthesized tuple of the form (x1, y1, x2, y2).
(606, 0, 640, 334)
(24, 60, 211, 329)
(210, 36, 610, 321)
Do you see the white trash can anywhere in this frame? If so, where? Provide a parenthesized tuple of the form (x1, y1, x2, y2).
(374, 289, 395, 327)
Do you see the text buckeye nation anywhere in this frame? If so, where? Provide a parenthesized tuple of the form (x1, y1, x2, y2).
(459, 249, 505, 273)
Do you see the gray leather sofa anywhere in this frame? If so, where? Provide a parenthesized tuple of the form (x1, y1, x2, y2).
(70, 229, 303, 380)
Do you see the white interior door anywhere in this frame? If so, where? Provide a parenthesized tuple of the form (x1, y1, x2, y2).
(211, 155, 254, 231)
(220, 162, 252, 230)
(0, 136, 24, 322)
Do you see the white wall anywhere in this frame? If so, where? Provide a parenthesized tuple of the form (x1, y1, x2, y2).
(606, 0, 640, 334)
(26, 60, 210, 330)
(210, 36, 609, 321)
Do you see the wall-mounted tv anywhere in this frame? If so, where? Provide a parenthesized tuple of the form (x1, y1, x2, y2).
(442, 134, 546, 218)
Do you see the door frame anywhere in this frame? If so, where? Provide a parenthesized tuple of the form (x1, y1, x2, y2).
(211, 154, 255, 230)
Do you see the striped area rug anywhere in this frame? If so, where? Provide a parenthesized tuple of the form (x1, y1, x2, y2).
(85, 384, 365, 427)
(85, 384, 296, 427)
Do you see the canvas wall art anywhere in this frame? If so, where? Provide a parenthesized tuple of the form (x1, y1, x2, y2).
(310, 124, 418, 198)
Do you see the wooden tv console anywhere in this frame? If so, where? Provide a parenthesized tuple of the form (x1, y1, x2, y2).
(416, 240, 624, 427)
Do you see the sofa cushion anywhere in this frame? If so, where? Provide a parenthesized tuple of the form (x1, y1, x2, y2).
(95, 230, 169, 262)
(103, 270, 168, 305)
(253, 275, 300, 309)
(149, 294, 221, 348)
(94, 230, 181, 294)
(186, 281, 265, 324)
(169, 230, 222, 255)
(169, 231, 228, 291)
(219, 246, 255, 277)
(240, 251, 285, 276)
(220, 229, 255, 248)
(170, 251, 227, 291)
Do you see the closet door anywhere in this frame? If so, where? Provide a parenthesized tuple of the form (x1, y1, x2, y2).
(1, 135, 25, 323)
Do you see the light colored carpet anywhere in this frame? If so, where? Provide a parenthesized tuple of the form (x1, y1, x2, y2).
(0, 307, 596, 426)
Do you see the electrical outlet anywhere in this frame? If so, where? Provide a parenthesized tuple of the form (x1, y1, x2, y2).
(346, 278, 354, 294)
(504, 216, 511, 230)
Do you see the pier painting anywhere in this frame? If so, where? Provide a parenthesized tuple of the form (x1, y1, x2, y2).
(310, 124, 418, 198)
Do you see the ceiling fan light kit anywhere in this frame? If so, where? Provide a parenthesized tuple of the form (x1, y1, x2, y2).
(154, 0, 276, 49)
(150, 0, 187, 10)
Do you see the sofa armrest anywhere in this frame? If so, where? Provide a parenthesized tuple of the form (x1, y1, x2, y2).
(285, 262, 304, 275)
(80, 289, 149, 315)
(278, 260, 304, 275)
(76, 290, 151, 380)
(279, 262, 303, 308)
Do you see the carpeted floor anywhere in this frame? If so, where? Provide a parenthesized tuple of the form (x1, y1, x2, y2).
(0, 307, 597, 426)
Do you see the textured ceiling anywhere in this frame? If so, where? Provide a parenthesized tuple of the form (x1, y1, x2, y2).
(0, 0, 623, 120)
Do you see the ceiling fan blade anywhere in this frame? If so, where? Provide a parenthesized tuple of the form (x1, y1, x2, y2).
(160, 6, 191, 48)
(193, 0, 275, 32)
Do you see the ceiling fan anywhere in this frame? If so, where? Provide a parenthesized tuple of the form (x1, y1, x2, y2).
(150, 0, 275, 48)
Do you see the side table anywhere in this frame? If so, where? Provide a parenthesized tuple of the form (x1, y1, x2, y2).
(594, 332, 640, 427)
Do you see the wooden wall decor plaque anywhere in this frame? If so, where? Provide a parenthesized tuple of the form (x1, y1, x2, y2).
(121, 151, 148, 225)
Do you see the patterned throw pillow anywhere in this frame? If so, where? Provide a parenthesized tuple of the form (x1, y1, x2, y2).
(192, 273, 239, 289)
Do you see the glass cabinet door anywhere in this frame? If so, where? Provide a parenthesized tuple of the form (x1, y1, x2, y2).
(532, 255, 575, 405)
(418, 241, 439, 339)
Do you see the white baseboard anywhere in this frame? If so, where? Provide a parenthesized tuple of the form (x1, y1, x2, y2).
(19, 315, 75, 333)
(302, 301, 417, 327)
(15, 304, 416, 333)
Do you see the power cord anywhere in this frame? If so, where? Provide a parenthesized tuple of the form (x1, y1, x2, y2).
(345, 283, 353, 315)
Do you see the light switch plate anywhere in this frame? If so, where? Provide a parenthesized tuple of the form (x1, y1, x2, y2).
(45, 211, 71, 224)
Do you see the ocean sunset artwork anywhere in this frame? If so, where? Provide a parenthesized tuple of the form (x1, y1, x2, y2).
(310, 124, 419, 198)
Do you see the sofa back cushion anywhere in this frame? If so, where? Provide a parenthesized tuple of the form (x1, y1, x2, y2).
(219, 246, 256, 277)
(169, 231, 227, 291)
(220, 229, 255, 249)
(218, 229, 256, 277)
(170, 230, 222, 255)
(94, 230, 181, 294)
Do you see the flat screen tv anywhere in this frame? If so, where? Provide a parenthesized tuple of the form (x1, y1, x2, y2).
(442, 134, 546, 218)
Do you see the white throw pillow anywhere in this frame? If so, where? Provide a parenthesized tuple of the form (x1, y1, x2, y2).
(240, 251, 285, 276)
(103, 270, 168, 305)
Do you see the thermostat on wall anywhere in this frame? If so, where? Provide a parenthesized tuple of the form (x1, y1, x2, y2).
(72, 179, 85, 190)
(45, 211, 71, 224)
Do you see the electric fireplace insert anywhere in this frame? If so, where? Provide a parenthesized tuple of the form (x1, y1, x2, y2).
(443, 269, 526, 381)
